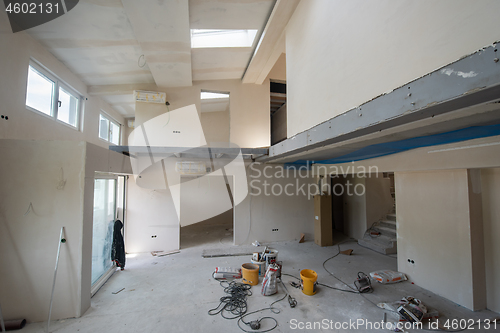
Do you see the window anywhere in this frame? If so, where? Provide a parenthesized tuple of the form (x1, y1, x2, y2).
(191, 29, 258, 48)
(26, 61, 82, 128)
(200, 91, 230, 100)
(99, 113, 121, 145)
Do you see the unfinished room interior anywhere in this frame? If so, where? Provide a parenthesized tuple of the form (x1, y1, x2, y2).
(1, 0, 500, 332)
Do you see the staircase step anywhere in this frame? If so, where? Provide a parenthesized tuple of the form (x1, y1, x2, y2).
(358, 238, 397, 255)
(386, 213, 396, 221)
(373, 226, 397, 237)
(362, 233, 396, 245)
(379, 220, 396, 229)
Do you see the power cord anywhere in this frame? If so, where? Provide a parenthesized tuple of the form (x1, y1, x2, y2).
(282, 273, 360, 294)
(322, 242, 498, 332)
(237, 311, 278, 333)
(208, 281, 252, 319)
(237, 290, 289, 332)
(209, 277, 290, 332)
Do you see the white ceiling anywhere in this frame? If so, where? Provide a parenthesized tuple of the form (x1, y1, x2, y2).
(26, 0, 276, 117)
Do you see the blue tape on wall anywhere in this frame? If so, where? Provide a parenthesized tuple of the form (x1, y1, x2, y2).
(285, 124, 500, 167)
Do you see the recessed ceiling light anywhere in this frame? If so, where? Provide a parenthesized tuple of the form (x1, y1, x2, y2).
(191, 29, 258, 48)
(201, 92, 229, 100)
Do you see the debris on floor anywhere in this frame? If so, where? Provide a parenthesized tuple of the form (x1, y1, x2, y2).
(112, 288, 125, 294)
(299, 233, 305, 243)
(202, 246, 255, 258)
(378, 296, 435, 322)
(213, 267, 242, 279)
(252, 240, 261, 246)
(340, 249, 353, 255)
(151, 250, 180, 257)
(370, 270, 407, 284)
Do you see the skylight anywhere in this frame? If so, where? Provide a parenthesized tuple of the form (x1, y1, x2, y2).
(191, 29, 258, 48)
(201, 92, 229, 100)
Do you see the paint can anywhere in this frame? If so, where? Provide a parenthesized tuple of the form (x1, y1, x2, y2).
(300, 269, 318, 296)
(251, 259, 266, 277)
(241, 263, 259, 286)
(264, 249, 278, 271)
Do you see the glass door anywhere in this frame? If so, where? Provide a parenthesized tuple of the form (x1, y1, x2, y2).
(92, 178, 117, 286)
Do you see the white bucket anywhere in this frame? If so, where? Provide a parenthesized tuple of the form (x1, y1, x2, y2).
(251, 259, 266, 277)
(264, 249, 278, 271)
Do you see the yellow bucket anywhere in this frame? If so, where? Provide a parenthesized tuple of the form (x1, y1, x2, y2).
(241, 263, 259, 286)
(300, 269, 318, 295)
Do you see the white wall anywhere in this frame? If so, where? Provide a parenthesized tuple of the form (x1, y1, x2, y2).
(285, 0, 500, 137)
(135, 79, 270, 148)
(342, 176, 367, 239)
(0, 140, 86, 322)
(125, 178, 179, 253)
(395, 169, 485, 310)
(201, 110, 230, 144)
(234, 162, 315, 245)
(0, 139, 131, 323)
(267, 52, 286, 82)
(481, 168, 500, 313)
(0, 11, 126, 147)
(180, 176, 233, 228)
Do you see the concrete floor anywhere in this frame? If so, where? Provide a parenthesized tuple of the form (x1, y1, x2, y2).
(23, 220, 499, 333)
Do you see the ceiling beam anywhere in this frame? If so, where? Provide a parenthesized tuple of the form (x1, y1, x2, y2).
(121, 0, 192, 87)
(242, 0, 300, 84)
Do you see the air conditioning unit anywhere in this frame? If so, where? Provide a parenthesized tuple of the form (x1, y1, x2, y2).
(134, 90, 167, 104)
(175, 162, 207, 175)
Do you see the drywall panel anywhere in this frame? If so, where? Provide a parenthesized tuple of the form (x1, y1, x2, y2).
(342, 176, 366, 240)
(201, 110, 230, 145)
(286, 0, 500, 137)
(396, 170, 476, 309)
(0, 140, 86, 322)
(135, 80, 269, 148)
(234, 162, 315, 245)
(481, 168, 500, 312)
(0, 11, 126, 147)
(267, 52, 286, 82)
(126, 177, 179, 253)
(180, 176, 233, 228)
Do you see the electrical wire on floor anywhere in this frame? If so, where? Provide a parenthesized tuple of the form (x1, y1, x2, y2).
(282, 273, 361, 294)
(208, 280, 252, 319)
(209, 275, 292, 332)
(322, 242, 498, 332)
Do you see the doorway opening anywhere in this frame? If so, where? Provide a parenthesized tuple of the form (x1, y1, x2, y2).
(180, 175, 234, 249)
(270, 80, 287, 145)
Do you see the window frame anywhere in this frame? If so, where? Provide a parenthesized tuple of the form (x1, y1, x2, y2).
(25, 60, 82, 130)
(99, 112, 121, 145)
